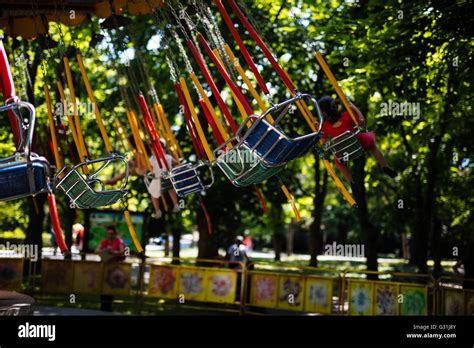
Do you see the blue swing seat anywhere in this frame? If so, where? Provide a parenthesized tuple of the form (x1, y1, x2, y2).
(165, 161, 214, 197)
(236, 93, 323, 167)
(213, 93, 323, 187)
(0, 157, 50, 201)
(242, 119, 320, 166)
(0, 101, 51, 201)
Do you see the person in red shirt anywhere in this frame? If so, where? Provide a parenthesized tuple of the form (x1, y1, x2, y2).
(319, 96, 397, 185)
(95, 226, 126, 311)
(95, 226, 126, 263)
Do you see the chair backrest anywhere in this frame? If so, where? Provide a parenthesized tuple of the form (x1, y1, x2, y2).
(237, 93, 323, 167)
(0, 101, 50, 201)
(324, 130, 364, 163)
(0, 157, 50, 201)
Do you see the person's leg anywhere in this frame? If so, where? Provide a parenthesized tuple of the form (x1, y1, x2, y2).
(369, 146, 388, 167)
(358, 132, 397, 178)
(168, 190, 180, 212)
(334, 157, 354, 184)
(151, 197, 162, 219)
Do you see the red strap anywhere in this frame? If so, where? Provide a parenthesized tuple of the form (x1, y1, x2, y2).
(228, 0, 296, 92)
(48, 193, 68, 253)
(199, 198, 213, 235)
(199, 98, 224, 146)
(137, 95, 170, 171)
(198, 34, 254, 117)
(254, 185, 268, 215)
(186, 39, 238, 133)
(59, 122, 75, 164)
(173, 82, 206, 160)
(0, 41, 21, 146)
(215, 0, 270, 95)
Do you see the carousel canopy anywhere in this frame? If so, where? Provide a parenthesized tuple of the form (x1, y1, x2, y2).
(0, 0, 164, 39)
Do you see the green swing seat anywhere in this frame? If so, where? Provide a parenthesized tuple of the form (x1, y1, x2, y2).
(215, 147, 284, 187)
(55, 155, 129, 209)
(323, 129, 364, 164)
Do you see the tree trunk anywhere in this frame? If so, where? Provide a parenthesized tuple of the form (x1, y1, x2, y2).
(309, 157, 328, 267)
(353, 158, 378, 277)
(24, 194, 46, 274)
(196, 204, 217, 262)
(270, 203, 284, 261)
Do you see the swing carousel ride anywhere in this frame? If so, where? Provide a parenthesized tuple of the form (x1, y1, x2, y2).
(0, 0, 367, 254)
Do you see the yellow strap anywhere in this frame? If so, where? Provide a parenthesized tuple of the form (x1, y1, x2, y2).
(64, 57, 89, 162)
(114, 119, 128, 153)
(56, 80, 90, 174)
(189, 72, 230, 142)
(157, 103, 183, 160)
(150, 107, 166, 140)
(283, 69, 317, 126)
(126, 110, 146, 167)
(281, 183, 302, 223)
(127, 110, 153, 172)
(179, 77, 214, 161)
(56, 80, 79, 148)
(44, 84, 63, 170)
(118, 115, 135, 152)
(223, 44, 275, 123)
(315, 52, 359, 126)
(322, 159, 357, 206)
(150, 107, 179, 164)
(123, 211, 144, 253)
(213, 48, 249, 123)
(76, 53, 113, 152)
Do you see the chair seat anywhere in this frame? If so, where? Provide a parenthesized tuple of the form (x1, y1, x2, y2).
(325, 131, 364, 163)
(216, 147, 283, 187)
(242, 119, 319, 167)
(0, 159, 49, 201)
(57, 169, 127, 209)
(169, 164, 204, 197)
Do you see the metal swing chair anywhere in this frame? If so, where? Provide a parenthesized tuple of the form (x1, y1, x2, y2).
(163, 160, 214, 197)
(322, 127, 364, 165)
(137, 93, 214, 199)
(0, 100, 50, 200)
(53, 53, 129, 209)
(214, 93, 323, 187)
(54, 155, 129, 209)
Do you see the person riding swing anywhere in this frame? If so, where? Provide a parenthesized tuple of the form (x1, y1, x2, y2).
(318, 96, 398, 189)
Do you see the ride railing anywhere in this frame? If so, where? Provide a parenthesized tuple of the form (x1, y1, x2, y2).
(1, 256, 472, 315)
(436, 276, 474, 315)
(340, 269, 436, 315)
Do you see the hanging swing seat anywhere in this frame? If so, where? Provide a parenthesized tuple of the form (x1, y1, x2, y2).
(0, 101, 51, 201)
(214, 145, 284, 187)
(54, 155, 129, 209)
(213, 93, 322, 187)
(322, 128, 364, 164)
(164, 161, 214, 197)
(237, 93, 323, 167)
